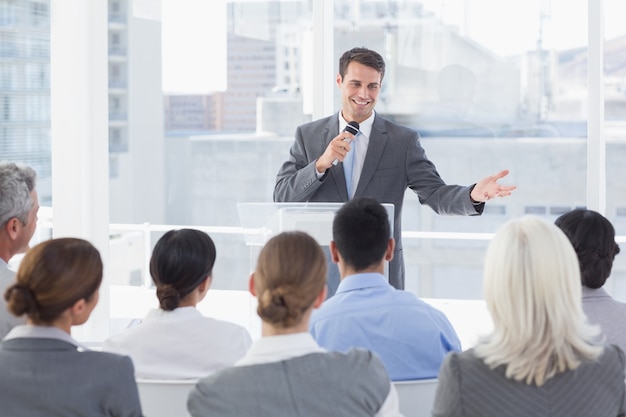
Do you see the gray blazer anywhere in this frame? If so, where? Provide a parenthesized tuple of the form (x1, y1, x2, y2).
(188, 350, 390, 417)
(274, 113, 483, 289)
(0, 338, 143, 417)
(432, 346, 626, 417)
(0, 263, 25, 340)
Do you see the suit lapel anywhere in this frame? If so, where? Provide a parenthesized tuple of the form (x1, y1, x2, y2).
(354, 115, 388, 197)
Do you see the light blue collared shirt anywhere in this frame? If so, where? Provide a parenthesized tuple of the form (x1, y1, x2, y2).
(309, 273, 461, 381)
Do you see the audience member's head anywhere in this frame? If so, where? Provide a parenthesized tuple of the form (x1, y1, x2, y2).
(555, 209, 621, 289)
(252, 231, 327, 330)
(4, 238, 102, 327)
(150, 229, 216, 311)
(331, 197, 393, 272)
(0, 162, 38, 262)
(475, 216, 602, 386)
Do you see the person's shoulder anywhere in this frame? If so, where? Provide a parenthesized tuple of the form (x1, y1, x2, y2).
(78, 349, 136, 376)
(82, 348, 133, 364)
(0, 264, 15, 284)
(599, 344, 626, 367)
(441, 348, 483, 371)
(327, 348, 388, 376)
(201, 316, 252, 339)
(102, 322, 144, 350)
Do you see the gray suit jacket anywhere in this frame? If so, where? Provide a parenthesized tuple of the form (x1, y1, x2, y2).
(582, 286, 626, 355)
(188, 350, 390, 417)
(0, 337, 143, 417)
(433, 346, 626, 417)
(274, 113, 483, 289)
(0, 262, 25, 339)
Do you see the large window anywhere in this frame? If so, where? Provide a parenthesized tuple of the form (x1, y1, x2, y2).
(4, 0, 625, 341)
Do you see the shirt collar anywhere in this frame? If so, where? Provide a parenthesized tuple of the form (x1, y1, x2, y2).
(3, 324, 89, 350)
(338, 110, 375, 139)
(235, 332, 324, 366)
(336, 272, 389, 294)
(143, 306, 204, 322)
(582, 286, 611, 299)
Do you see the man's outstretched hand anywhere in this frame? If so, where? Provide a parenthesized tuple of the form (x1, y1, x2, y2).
(471, 170, 517, 203)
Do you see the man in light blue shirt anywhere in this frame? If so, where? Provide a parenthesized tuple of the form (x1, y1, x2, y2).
(309, 197, 461, 381)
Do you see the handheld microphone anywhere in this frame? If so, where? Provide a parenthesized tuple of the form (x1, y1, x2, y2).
(331, 121, 360, 166)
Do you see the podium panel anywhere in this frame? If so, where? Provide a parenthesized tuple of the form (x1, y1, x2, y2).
(237, 202, 394, 297)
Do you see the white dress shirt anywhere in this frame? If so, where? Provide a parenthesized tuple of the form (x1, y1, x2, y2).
(103, 307, 252, 379)
(236, 332, 404, 417)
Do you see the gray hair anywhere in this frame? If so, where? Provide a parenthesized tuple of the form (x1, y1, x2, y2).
(0, 162, 37, 228)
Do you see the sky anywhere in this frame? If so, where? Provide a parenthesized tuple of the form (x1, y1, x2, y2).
(140, 0, 626, 94)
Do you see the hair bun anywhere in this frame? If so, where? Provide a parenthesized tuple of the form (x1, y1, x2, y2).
(156, 284, 181, 311)
(5, 283, 37, 318)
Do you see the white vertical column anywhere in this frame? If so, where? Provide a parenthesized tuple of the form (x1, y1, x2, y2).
(312, 0, 334, 120)
(587, 0, 605, 214)
(50, 0, 110, 342)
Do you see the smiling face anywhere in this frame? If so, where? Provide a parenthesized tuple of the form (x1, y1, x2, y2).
(337, 61, 382, 123)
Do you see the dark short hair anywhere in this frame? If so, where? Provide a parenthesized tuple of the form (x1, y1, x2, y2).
(150, 229, 217, 311)
(338, 47, 386, 81)
(555, 209, 621, 288)
(332, 197, 390, 271)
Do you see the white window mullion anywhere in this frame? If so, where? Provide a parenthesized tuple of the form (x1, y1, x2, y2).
(50, 0, 110, 342)
(587, 0, 606, 214)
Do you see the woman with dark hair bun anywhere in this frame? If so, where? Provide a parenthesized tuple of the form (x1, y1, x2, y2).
(103, 228, 251, 379)
(188, 231, 402, 417)
(0, 238, 143, 417)
(555, 209, 625, 353)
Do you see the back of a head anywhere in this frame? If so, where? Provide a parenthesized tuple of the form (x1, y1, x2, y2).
(4, 238, 102, 324)
(150, 229, 216, 311)
(254, 231, 326, 329)
(338, 47, 386, 81)
(555, 209, 620, 289)
(332, 197, 390, 271)
(0, 162, 37, 228)
(477, 215, 602, 385)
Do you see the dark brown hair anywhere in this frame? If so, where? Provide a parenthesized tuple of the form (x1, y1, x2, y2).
(5, 238, 102, 324)
(338, 47, 386, 81)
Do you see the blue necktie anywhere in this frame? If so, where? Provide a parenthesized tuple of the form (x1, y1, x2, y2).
(344, 134, 356, 197)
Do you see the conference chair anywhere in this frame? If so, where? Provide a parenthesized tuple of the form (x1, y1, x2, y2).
(135, 378, 197, 417)
(393, 378, 439, 417)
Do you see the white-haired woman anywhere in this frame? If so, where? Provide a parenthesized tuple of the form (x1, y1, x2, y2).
(432, 216, 625, 417)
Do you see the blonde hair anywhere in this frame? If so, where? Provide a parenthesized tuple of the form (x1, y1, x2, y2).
(254, 231, 326, 329)
(474, 216, 603, 386)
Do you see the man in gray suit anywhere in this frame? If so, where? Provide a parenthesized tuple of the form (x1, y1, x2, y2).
(274, 47, 515, 292)
(0, 162, 38, 338)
